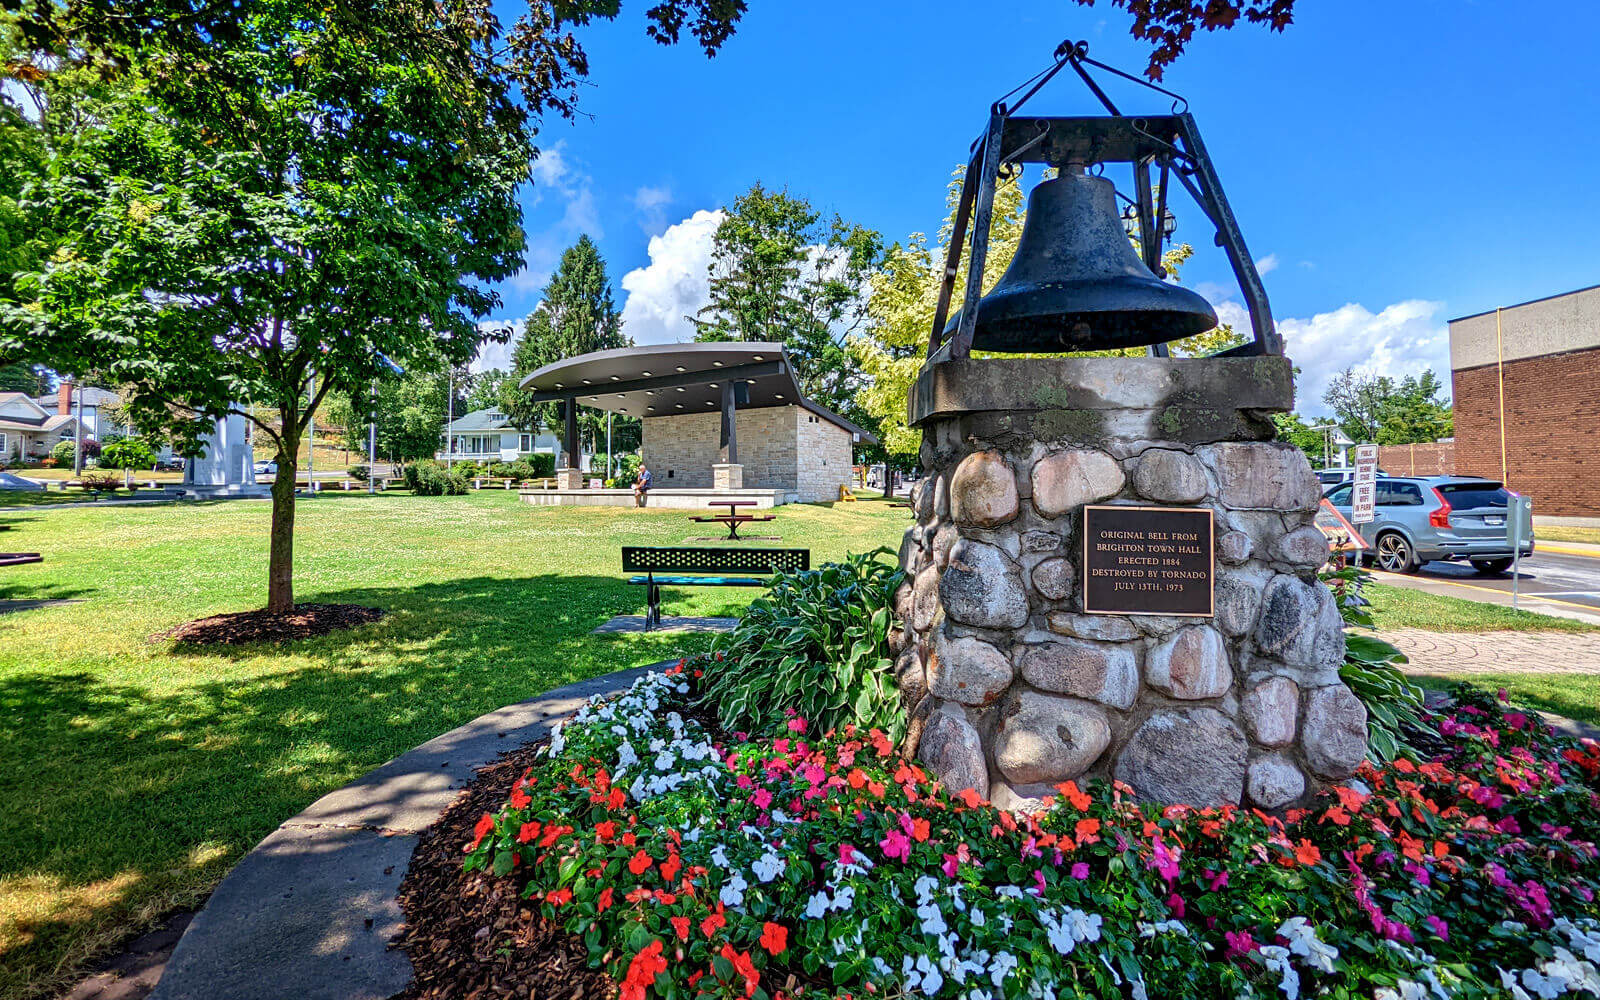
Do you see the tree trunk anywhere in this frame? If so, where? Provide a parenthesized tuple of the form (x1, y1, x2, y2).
(883, 465, 895, 500)
(267, 429, 300, 615)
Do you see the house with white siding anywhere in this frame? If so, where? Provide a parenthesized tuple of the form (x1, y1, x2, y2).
(0, 393, 79, 462)
(438, 409, 561, 463)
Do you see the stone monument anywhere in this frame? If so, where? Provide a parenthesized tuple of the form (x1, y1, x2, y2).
(894, 48, 1367, 811)
(181, 410, 269, 498)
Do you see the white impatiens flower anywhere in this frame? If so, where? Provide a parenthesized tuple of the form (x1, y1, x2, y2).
(546, 722, 565, 755)
(752, 849, 785, 883)
(916, 901, 948, 937)
(988, 951, 1018, 988)
(718, 871, 747, 909)
(902, 954, 944, 996)
(830, 884, 856, 912)
(1065, 909, 1102, 946)
(1278, 916, 1339, 973)
(804, 891, 830, 919)
(1258, 945, 1301, 1000)
(1556, 918, 1600, 964)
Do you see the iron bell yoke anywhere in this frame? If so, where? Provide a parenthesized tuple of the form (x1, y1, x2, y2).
(927, 40, 1281, 362)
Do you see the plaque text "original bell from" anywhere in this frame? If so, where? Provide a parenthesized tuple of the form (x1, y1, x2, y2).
(1082, 505, 1215, 616)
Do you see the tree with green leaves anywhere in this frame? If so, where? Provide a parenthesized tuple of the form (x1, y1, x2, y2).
(502, 235, 633, 454)
(1322, 368, 1453, 447)
(692, 184, 884, 418)
(1273, 411, 1332, 468)
(0, 3, 743, 615)
(464, 369, 510, 413)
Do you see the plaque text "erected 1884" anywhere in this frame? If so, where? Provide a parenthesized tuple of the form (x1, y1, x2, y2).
(1081, 505, 1215, 617)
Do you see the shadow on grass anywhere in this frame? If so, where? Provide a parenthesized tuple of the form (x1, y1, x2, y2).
(0, 572, 713, 998)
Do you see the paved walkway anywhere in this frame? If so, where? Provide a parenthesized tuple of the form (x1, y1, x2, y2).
(593, 614, 737, 634)
(149, 665, 653, 1000)
(1387, 628, 1600, 675)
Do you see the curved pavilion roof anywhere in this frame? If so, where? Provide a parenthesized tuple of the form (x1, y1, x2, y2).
(519, 342, 876, 442)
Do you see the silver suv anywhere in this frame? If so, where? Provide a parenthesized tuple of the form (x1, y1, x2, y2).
(1323, 476, 1533, 574)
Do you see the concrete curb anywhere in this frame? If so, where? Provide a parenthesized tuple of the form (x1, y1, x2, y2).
(149, 663, 662, 1000)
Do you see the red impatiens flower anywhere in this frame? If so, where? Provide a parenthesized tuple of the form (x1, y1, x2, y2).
(467, 812, 495, 852)
(516, 821, 541, 844)
(546, 888, 572, 906)
(620, 940, 667, 1000)
(671, 916, 691, 941)
(718, 943, 760, 996)
(759, 921, 788, 955)
(700, 906, 727, 939)
(595, 820, 616, 842)
(598, 888, 614, 912)
(660, 852, 682, 884)
(628, 849, 654, 875)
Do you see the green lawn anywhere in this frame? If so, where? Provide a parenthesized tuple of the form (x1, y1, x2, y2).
(0, 491, 909, 998)
(1366, 582, 1599, 632)
(1412, 673, 1600, 728)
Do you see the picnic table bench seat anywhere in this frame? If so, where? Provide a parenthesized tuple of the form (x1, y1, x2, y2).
(622, 546, 808, 629)
(0, 553, 43, 567)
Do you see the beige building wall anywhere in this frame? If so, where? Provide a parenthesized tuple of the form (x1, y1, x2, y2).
(1449, 284, 1600, 370)
(639, 404, 854, 502)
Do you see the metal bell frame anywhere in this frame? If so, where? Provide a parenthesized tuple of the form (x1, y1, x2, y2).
(926, 40, 1282, 363)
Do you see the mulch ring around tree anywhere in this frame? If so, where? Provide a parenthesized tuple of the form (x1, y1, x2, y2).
(392, 738, 616, 1000)
(163, 603, 386, 645)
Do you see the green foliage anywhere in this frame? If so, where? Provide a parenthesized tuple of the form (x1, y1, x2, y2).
(405, 460, 468, 496)
(1322, 561, 1428, 763)
(50, 440, 75, 465)
(348, 464, 368, 482)
(502, 236, 629, 442)
(1323, 368, 1453, 446)
(702, 549, 905, 741)
(98, 437, 154, 469)
(692, 183, 884, 419)
(1273, 411, 1333, 467)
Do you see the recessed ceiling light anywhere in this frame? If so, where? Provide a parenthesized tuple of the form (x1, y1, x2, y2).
(675, 366, 686, 372)
(610, 376, 620, 381)
(646, 390, 655, 396)
(582, 379, 591, 384)
(674, 404, 683, 409)
(752, 355, 764, 361)
(641, 370, 652, 376)
(709, 383, 718, 388)
(705, 400, 715, 405)
(712, 360, 723, 367)
(746, 379, 756, 384)
(675, 387, 685, 392)
(617, 394, 625, 398)
(554, 382, 563, 389)
(775, 394, 785, 399)
(647, 406, 655, 412)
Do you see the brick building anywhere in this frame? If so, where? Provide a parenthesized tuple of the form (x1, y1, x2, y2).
(641, 404, 857, 502)
(1449, 284, 1600, 521)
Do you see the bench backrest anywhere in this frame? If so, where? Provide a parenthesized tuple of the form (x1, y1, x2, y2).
(622, 546, 809, 575)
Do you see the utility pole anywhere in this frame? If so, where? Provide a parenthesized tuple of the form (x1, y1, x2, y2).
(72, 383, 83, 476)
(368, 380, 377, 494)
(307, 370, 315, 493)
(446, 368, 455, 469)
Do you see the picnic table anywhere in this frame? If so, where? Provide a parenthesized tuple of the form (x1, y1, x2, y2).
(690, 500, 776, 541)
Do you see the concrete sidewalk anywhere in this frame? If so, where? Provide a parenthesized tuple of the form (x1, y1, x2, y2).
(1539, 539, 1600, 559)
(1387, 628, 1600, 675)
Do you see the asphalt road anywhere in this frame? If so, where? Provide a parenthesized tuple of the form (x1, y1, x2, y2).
(1374, 548, 1600, 617)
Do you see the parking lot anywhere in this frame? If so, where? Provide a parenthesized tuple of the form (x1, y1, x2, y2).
(1372, 546, 1600, 623)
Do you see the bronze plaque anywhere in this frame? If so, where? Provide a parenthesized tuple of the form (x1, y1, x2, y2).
(1082, 505, 1214, 617)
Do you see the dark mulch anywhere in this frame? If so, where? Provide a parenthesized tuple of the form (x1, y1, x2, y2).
(164, 603, 386, 645)
(391, 740, 616, 1000)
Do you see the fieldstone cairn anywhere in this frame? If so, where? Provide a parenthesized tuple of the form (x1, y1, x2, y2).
(897, 355, 1365, 811)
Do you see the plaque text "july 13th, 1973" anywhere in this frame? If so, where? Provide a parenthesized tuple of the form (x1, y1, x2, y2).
(1081, 505, 1215, 617)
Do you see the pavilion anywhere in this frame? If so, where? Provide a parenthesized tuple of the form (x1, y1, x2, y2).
(517, 343, 875, 507)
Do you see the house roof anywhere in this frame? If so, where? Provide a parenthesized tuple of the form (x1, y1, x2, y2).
(519, 343, 877, 444)
(34, 387, 121, 409)
(444, 408, 521, 433)
(0, 413, 77, 434)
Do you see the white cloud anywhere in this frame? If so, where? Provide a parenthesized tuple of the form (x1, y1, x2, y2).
(1278, 301, 1450, 415)
(1254, 253, 1279, 275)
(511, 141, 603, 293)
(618, 209, 725, 345)
(633, 185, 673, 234)
(472, 318, 524, 373)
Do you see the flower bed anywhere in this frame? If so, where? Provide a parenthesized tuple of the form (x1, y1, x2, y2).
(463, 661, 1600, 999)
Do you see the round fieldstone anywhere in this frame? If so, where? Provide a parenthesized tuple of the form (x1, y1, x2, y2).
(1030, 450, 1125, 519)
(1021, 530, 1061, 554)
(1015, 639, 1139, 710)
(1145, 625, 1232, 700)
(1114, 708, 1248, 807)
(928, 631, 1013, 706)
(894, 645, 927, 707)
(1255, 575, 1345, 672)
(1030, 557, 1075, 601)
(1241, 676, 1299, 747)
(1214, 570, 1265, 637)
(951, 450, 1020, 528)
(1198, 442, 1320, 512)
(911, 566, 940, 632)
(1217, 530, 1253, 565)
(893, 580, 914, 623)
(933, 473, 951, 519)
(917, 706, 989, 799)
(1275, 525, 1331, 568)
(1246, 753, 1306, 809)
(995, 690, 1111, 785)
(1132, 449, 1209, 504)
(915, 477, 936, 521)
(932, 523, 959, 570)
(989, 782, 1048, 814)
(899, 526, 924, 575)
(1302, 684, 1369, 779)
(1047, 612, 1140, 642)
(941, 539, 1030, 629)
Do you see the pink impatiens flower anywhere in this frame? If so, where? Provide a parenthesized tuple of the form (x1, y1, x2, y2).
(879, 828, 911, 862)
(1071, 862, 1090, 880)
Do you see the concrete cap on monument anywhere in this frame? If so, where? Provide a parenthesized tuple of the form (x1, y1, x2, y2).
(1030, 450, 1124, 519)
(994, 689, 1111, 785)
(1301, 685, 1370, 779)
(939, 539, 1030, 629)
(1114, 708, 1248, 807)
(950, 450, 1020, 528)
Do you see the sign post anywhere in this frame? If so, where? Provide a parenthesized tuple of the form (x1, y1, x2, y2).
(1351, 444, 1378, 527)
(1507, 494, 1533, 609)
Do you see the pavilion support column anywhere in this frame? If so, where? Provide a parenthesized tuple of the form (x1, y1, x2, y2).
(713, 381, 744, 491)
(558, 398, 585, 490)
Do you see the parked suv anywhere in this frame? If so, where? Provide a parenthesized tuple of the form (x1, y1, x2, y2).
(1315, 467, 1385, 488)
(1323, 476, 1533, 574)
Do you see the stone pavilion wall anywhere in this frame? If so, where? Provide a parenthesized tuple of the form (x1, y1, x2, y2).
(894, 356, 1369, 812)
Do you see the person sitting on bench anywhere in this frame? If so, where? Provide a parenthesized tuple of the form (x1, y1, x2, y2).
(633, 463, 653, 507)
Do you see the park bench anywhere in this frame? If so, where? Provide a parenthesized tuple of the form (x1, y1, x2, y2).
(622, 546, 809, 630)
(0, 553, 42, 567)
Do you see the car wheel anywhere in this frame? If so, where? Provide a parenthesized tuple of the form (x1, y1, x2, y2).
(1471, 558, 1514, 575)
(1374, 532, 1420, 574)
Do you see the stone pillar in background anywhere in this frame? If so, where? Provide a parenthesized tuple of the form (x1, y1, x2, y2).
(182, 410, 269, 498)
(556, 468, 585, 490)
(896, 356, 1366, 812)
(712, 463, 744, 490)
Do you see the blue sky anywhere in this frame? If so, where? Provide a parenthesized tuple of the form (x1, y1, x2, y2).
(477, 0, 1600, 415)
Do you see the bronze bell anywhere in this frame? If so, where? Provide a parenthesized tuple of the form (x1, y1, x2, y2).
(945, 168, 1219, 353)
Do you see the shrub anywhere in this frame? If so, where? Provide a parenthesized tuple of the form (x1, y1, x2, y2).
(700, 549, 905, 741)
(467, 665, 1600, 1000)
(38, 457, 57, 468)
(407, 460, 467, 496)
(79, 472, 120, 491)
(528, 452, 555, 478)
(1322, 561, 1428, 763)
(453, 459, 484, 479)
(50, 440, 75, 464)
(99, 437, 155, 470)
(348, 465, 369, 482)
